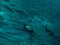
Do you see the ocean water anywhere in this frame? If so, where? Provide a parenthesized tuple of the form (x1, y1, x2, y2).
(0, 0, 60, 45)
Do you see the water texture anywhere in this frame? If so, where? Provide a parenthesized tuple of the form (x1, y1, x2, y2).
(0, 0, 60, 45)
